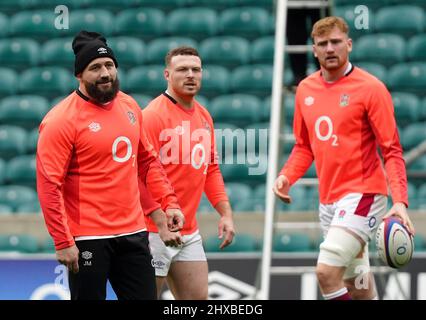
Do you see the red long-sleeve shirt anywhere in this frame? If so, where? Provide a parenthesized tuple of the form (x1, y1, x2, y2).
(280, 66, 408, 206)
(143, 93, 229, 235)
(37, 90, 179, 250)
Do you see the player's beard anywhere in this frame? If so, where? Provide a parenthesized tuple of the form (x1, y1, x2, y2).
(85, 77, 120, 104)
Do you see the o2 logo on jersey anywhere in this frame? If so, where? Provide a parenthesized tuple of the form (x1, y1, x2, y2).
(191, 143, 208, 174)
(314, 116, 338, 146)
(112, 136, 136, 166)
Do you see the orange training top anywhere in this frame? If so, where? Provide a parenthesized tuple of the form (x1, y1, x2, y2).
(143, 93, 229, 235)
(280, 66, 408, 206)
(37, 90, 179, 250)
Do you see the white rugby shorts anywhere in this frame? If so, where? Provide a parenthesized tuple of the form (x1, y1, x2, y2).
(319, 193, 387, 243)
(149, 230, 207, 277)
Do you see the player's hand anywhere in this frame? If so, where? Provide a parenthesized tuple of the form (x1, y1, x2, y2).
(218, 216, 235, 249)
(166, 208, 185, 232)
(159, 228, 183, 247)
(273, 175, 292, 204)
(383, 202, 415, 236)
(56, 245, 79, 274)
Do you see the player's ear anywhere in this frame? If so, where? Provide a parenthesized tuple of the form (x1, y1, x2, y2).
(347, 38, 353, 53)
(312, 44, 318, 58)
(164, 68, 170, 81)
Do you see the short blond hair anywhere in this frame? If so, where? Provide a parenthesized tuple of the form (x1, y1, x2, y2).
(311, 16, 349, 40)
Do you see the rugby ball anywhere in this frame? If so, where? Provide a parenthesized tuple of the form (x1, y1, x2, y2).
(375, 217, 414, 268)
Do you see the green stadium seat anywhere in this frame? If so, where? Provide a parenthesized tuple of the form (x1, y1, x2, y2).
(115, 8, 166, 40)
(41, 237, 55, 253)
(233, 197, 266, 212)
(262, 93, 295, 124)
(108, 37, 145, 69)
(213, 122, 245, 159)
(197, 194, 215, 214)
(0, 38, 39, 70)
(401, 122, 426, 150)
(417, 184, 426, 209)
(11, 10, 59, 40)
(0, 1, 22, 15)
(204, 233, 258, 252)
(251, 36, 278, 64)
(407, 35, 426, 61)
(195, 95, 209, 108)
(352, 34, 405, 67)
(131, 94, 153, 109)
(304, 163, 317, 178)
(26, 128, 39, 154)
(15, 201, 41, 215)
(231, 64, 273, 97)
(186, 0, 273, 10)
(199, 36, 250, 68)
(334, 6, 375, 39)
(0, 158, 5, 184)
(407, 182, 418, 209)
(19, 67, 76, 99)
(200, 65, 230, 98)
(136, 0, 185, 11)
(88, 0, 138, 11)
(145, 37, 197, 64)
(282, 184, 310, 212)
(0, 234, 39, 253)
(251, 183, 289, 211)
(356, 62, 387, 83)
(225, 182, 252, 208)
(30, 0, 91, 9)
(0, 13, 8, 38)
(421, 98, 426, 121)
(0, 68, 17, 98)
(210, 94, 262, 127)
(306, 186, 319, 211)
(391, 0, 426, 9)
(391, 92, 420, 127)
(66, 9, 114, 37)
(388, 63, 426, 96)
(0, 204, 13, 216)
(167, 8, 218, 40)
(244, 122, 273, 156)
(375, 6, 424, 37)
(5, 155, 37, 188)
(334, 0, 389, 7)
(0, 185, 38, 211)
(220, 153, 267, 187)
(0, 95, 49, 130)
(408, 155, 426, 171)
(125, 65, 166, 96)
(413, 235, 425, 251)
(41, 38, 74, 68)
(0, 125, 27, 160)
(219, 7, 270, 39)
(273, 232, 312, 252)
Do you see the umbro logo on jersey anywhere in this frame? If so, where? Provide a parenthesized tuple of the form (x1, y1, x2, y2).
(175, 125, 184, 135)
(340, 94, 350, 107)
(97, 47, 107, 54)
(127, 111, 136, 125)
(304, 96, 314, 106)
(88, 122, 101, 132)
